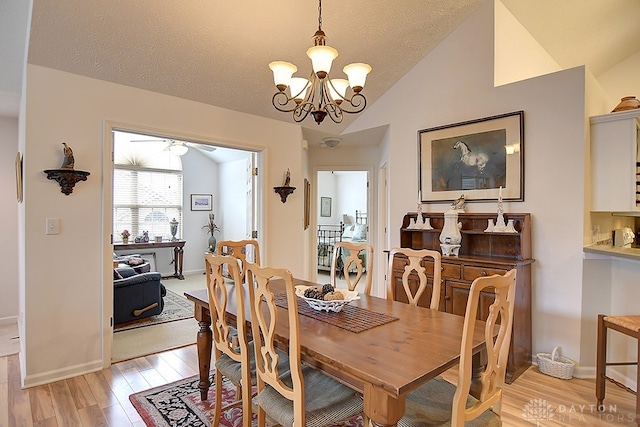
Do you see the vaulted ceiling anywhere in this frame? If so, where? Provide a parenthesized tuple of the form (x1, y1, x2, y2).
(2, 0, 639, 147)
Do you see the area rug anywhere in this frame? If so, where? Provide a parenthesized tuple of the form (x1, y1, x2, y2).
(130, 373, 364, 427)
(115, 289, 193, 332)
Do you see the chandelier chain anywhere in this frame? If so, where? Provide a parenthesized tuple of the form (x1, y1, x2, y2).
(318, 0, 323, 31)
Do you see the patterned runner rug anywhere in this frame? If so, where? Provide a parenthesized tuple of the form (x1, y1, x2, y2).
(130, 373, 364, 427)
(115, 289, 193, 332)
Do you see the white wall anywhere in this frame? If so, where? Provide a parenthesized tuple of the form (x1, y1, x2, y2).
(0, 116, 19, 322)
(597, 50, 640, 110)
(20, 65, 305, 386)
(346, 0, 591, 367)
(494, 0, 561, 87)
(335, 171, 367, 224)
(317, 171, 338, 226)
(316, 170, 367, 227)
(181, 148, 220, 273)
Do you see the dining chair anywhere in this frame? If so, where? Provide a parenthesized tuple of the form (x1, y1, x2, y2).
(596, 314, 640, 420)
(330, 241, 373, 295)
(204, 253, 253, 427)
(216, 239, 261, 280)
(387, 247, 442, 310)
(245, 262, 364, 427)
(398, 269, 517, 427)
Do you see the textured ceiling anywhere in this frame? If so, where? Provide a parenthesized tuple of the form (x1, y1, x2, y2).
(5, 0, 640, 148)
(25, 0, 484, 138)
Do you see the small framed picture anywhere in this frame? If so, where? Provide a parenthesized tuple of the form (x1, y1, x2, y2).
(320, 196, 332, 217)
(191, 194, 212, 211)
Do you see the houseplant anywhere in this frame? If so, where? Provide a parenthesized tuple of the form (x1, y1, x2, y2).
(202, 213, 220, 252)
(121, 229, 131, 244)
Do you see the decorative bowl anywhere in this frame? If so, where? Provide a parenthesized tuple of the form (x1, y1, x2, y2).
(294, 285, 360, 313)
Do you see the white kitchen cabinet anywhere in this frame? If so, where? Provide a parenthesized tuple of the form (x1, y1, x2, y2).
(591, 109, 640, 212)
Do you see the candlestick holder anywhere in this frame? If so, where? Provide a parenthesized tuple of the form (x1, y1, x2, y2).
(485, 186, 517, 233)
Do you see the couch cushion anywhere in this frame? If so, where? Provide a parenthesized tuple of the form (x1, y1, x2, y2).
(115, 266, 137, 279)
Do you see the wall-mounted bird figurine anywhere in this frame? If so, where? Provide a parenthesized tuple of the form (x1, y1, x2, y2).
(450, 194, 465, 211)
(284, 168, 291, 186)
(61, 142, 75, 170)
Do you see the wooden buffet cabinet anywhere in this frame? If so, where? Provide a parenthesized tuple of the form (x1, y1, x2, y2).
(390, 212, 533, 383)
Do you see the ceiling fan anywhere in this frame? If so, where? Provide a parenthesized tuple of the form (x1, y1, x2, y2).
(130, 138, 217, 156)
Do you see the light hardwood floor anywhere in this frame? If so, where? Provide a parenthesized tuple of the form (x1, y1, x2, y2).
(1, 345, 637, 426)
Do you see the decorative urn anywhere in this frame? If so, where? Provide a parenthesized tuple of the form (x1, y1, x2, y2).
(439, 209, 462, 256)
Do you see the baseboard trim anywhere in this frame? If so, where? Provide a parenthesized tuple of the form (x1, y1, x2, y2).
(22, 359, 104, 388)
(536, 362, 636, 391)
(0, 316, 18, 326)
(573, 366, 595, 379)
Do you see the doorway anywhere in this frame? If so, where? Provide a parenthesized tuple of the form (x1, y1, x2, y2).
(315, 170, 369, 288)
(109, 129, 259, 363)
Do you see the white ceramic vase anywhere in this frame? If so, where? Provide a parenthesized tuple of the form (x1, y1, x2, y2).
(439, 209, 462, 256)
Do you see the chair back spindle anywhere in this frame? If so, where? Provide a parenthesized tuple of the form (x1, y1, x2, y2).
(204, 253, 253, 427)
(330, 241, 373, 295)
(387, 247, 442, 310)
(216, 239, 260, 281)
(453, 269, 517, 424)
(245, 263, 363, 426)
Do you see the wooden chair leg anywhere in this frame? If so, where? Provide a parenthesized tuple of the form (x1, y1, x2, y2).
(596, 314, 607, 410)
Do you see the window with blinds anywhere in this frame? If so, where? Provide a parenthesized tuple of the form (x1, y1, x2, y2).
(113, 168, 183, 242)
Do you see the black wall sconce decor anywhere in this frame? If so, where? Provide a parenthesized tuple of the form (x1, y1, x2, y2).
(274, 168, 296, 203)
(43, 142, 90, 195)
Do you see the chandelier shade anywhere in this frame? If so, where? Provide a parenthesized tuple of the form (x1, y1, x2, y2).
(307, 45, 338, 78)
(269, 61, 297, 91)
(328, 79, 349, 104)
(343, 63, 372, 92)
(269, 0, 371, 125)
(289, 77, 310, 102)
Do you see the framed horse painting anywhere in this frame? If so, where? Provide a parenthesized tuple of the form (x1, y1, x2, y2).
(418, 110, 524, 204)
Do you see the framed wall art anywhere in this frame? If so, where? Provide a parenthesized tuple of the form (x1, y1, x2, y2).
(303, 179, 310, 230)
(419, 110, 524, 203)
(191, 193, 212, 211)
(320, 196, 332, 217)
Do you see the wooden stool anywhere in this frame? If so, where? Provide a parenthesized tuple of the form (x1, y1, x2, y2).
(596, 314, 640, 422)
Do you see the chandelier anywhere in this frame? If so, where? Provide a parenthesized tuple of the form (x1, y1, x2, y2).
(268, 0, 372, 125)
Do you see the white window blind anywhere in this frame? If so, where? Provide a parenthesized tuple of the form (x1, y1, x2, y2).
(113, 167, 183, 242)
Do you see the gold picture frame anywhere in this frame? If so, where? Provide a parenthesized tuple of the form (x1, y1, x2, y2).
(303, 178, 310, 230)
(16, 152, 23, 203)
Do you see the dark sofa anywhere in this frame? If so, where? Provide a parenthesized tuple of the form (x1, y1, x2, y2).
(113, 266, 166, 325)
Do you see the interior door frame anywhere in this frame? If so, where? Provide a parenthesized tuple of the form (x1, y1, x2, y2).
(102, 120, 263, 368)
(377, 160, 389, 298)
(311, 165, 374, 287)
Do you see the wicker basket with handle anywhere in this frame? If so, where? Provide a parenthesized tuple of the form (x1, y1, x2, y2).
(536, 346, 575, 379)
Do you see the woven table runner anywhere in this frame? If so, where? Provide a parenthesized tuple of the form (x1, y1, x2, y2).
(274, 293, 398, 333)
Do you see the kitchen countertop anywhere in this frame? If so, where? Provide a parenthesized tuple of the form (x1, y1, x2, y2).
(584, 243, 640, 261)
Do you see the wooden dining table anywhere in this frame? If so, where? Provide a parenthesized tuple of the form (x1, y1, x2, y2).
(184, 278, 490, 427)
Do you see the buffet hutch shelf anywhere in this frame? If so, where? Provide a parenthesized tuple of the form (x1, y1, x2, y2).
(391, 212, 533, 383)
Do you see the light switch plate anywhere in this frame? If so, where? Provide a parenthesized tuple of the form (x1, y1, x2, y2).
(46, 218, 60, 235)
